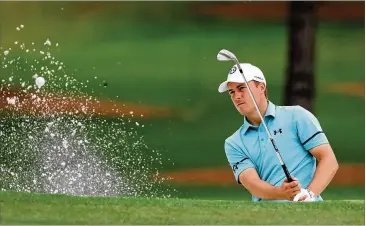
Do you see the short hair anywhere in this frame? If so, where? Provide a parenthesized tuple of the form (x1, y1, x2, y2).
(254, 81, 268, 99)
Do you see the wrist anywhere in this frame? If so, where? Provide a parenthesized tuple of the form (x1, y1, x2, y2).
(274, 186, 286, 200)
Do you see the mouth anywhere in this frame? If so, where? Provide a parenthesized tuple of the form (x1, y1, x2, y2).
(237, 103, 245, 107)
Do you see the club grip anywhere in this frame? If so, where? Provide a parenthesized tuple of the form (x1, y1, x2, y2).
(281, 165, 293, 182)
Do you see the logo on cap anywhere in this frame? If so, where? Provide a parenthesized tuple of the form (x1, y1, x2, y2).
(254, 76, 263, 80)
(229, 66, 237, 74)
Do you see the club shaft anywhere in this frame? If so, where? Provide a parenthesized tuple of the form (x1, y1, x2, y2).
(270, 138, 293, 182)
(232, 59, 293, 182)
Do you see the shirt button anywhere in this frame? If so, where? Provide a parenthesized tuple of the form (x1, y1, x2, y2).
(261, 138, 264, 141)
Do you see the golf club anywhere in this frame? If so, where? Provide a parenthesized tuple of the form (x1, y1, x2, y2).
(217, 49, 293, 182)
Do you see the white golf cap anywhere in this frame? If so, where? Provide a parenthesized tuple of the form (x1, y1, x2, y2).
(218, 63, 266, 93)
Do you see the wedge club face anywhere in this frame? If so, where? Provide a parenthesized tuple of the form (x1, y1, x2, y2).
(217, 49, 237, 61)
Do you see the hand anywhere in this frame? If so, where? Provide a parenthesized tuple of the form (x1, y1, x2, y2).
(279, 177, 302, 201)
(293, 188, 316, 202)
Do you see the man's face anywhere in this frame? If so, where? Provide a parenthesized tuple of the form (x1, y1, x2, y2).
(227, 81, 264, 115)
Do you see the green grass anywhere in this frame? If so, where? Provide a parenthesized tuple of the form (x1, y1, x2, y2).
(1, 191, 364, 225)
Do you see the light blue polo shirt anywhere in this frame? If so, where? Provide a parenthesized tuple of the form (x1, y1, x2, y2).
(224, 101, 329, 202)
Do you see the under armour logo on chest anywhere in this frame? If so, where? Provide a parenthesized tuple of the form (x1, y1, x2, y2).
(273, 128, 282, 135)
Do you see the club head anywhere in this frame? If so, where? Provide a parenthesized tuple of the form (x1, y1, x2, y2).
(217, 49, 237, 61)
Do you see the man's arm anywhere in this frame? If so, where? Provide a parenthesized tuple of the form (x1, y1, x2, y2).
(307, 143, 339, 196)
(292, 106, 338, 199)
(239, 168, 301, 200)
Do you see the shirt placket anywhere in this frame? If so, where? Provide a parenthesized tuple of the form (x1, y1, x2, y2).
(258, 119, 269, 150)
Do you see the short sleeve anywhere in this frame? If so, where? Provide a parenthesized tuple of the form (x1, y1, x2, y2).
(224, 139, 255, 184)
(293, 106, 329, 151)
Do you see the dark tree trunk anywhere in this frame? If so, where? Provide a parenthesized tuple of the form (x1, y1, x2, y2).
(284, 1, 318, 112)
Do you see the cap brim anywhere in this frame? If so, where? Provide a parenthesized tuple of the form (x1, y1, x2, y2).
(218, 78, 246, 93)
(218, 81, 229, 93)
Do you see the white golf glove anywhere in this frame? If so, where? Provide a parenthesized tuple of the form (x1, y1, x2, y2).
(293, 188, 316, 202)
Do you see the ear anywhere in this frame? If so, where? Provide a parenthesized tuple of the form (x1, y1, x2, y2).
(259, 83, 266, 93)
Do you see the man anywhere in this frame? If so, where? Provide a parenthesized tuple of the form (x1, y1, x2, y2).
(218, 63, 339, 202)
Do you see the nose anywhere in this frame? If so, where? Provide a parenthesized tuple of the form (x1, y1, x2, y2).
(233, 91, 241, 100)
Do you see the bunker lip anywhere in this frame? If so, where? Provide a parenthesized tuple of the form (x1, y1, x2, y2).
(324, 82, 365, 97)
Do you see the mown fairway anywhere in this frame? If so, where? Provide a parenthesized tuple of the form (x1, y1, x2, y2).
(1, 191, 364, 225)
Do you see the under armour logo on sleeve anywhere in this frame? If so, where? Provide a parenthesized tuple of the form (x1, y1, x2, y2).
(232, 164, 239, 173)
(232, 157, 249, 173)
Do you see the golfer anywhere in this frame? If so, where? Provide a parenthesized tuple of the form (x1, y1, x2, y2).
(218, 63, 339, 202)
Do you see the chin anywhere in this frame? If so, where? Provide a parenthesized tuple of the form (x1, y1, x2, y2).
(236, 107, 247, 116)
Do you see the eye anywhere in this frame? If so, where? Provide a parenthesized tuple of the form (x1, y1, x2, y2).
(239, 86, 245, 90)
(228, 91, 234, 95)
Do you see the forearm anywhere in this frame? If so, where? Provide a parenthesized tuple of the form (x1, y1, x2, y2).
(244, 179, 284, 200)
(307, 157, 339, 196)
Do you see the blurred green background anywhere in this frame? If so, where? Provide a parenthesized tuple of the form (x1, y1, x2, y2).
(0, 2, 364, 200)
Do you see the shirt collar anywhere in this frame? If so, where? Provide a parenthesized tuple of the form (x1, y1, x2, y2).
(265, 101, 276, 118)
(241, 101, 276, 134)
